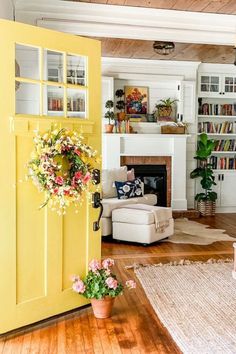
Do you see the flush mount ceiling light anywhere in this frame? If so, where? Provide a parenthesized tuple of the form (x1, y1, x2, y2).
(153, 41, 175, 55)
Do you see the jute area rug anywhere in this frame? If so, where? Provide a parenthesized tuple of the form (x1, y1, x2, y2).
(163, 218, 235, 245)
(135, 260, 236, 354)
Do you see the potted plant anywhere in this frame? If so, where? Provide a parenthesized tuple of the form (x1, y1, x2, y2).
(72, 258, 136, 318)
(115, 89, 126, 121)
(190, 133, 217, 216)
(155, 98, 178, 121)
(104, 100, 115, 133)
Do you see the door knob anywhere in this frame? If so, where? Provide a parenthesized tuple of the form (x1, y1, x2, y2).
(92, 192, 103, 231)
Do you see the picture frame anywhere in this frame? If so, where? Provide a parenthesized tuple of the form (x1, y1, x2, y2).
(125, 86, 148, 116)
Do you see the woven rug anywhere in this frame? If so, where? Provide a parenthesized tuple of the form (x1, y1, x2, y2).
(163, 218, 235, 245)
(135, 260, 236, 354)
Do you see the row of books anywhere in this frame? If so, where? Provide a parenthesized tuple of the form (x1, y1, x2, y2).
(47, 97, 85, 112)
(199, 103, 236, 116)
(200, 103, 236, 116)
(198, 121, 235, 134)
(214, 139, 236, 152)
(209, 156, 236, 170)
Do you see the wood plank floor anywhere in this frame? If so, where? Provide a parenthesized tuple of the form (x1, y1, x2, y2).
(1, 214, 236, 353)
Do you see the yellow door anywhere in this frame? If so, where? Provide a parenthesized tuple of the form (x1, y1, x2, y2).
(0, 20, 101, 333)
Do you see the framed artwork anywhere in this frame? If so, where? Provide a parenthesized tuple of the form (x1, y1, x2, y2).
(125, 86, 148, 115)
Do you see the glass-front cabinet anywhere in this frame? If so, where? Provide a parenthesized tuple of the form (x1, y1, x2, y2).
(199, 72, 236, 98)
(15, 44, 87, 118)
(198, 73, 221, 97)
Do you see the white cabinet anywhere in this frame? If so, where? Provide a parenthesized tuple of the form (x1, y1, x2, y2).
(198, 73, 236, 98)
(182, 81, 196, 123)
(214, 172, 236, 210)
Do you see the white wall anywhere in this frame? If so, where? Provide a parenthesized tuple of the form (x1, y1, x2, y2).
(0, 0, 14, 20)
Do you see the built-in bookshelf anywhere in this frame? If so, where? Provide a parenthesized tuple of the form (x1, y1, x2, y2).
(210, 156, 236, 170)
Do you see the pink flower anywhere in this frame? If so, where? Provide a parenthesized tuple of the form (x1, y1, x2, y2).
(55, 176, 64, 185)
(74, 171, 82, 180)
(71, 274, 79, 282)
(53, 187, 59, 194)
(88, 259, 101, 272)
(126, 280, 136, 289)
(72, 279, 86, 294)
(102, 258, 115, 269)
(106, 277, 118, 290)
(83, 172, 91, 184)
(74, 149, 81, 156)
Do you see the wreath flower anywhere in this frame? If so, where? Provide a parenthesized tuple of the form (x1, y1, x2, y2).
(28, 128, 98, 214)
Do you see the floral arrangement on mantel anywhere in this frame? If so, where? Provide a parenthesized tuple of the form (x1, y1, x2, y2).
(72, 258, 136, 318)
(28, 128, 98, 214)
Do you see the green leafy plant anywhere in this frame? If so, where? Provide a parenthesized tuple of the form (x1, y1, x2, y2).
(155, 98, 178, 109)
(115, 89, 125, 112)
(190, 133, 217, 202)
(104, 100, 115, 124)
(72, 258, 136, 299)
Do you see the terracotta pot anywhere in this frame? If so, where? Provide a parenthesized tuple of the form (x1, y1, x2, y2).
(105, 124, 114, 133)
(117, 112, 126, 121)
(90, 296, 115, 319)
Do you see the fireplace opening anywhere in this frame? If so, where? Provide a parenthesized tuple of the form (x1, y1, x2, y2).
(127, 164, 167, 207)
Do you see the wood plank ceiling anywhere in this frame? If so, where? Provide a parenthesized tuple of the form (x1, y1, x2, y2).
(95, 38, 235, 64)
(71, 0, 236, 14)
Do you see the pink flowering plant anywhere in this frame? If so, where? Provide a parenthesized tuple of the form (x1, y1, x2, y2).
(72, 258, 136, 299)
(28, 128, 98, 214)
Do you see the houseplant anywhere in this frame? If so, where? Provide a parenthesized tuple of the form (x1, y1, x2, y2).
(155, 98, 178, 121)
(190, 132, 217, 216)
(104, 100, 115, 133)
(115, 89, 126, 121)
(72, 258, 136, 318)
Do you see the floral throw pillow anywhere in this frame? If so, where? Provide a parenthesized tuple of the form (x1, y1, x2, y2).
(114, 178, 143, 200)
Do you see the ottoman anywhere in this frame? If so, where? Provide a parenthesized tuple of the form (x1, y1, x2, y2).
(112, 204, 174, 245)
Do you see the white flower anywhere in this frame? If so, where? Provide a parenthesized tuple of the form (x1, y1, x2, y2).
(123, 185, 130, 193)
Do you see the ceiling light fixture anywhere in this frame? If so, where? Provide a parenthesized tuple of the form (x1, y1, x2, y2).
(153, 41, 175, 56)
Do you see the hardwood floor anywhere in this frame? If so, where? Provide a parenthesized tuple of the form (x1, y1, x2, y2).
(1, 214, 236, 353)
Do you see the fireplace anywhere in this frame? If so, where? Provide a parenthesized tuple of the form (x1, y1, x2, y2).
(126, 164, 167, 207)
(103, 134, 188, 210)
(121, 156, 171, 207)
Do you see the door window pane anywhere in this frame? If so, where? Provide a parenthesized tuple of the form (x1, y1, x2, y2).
(225, 77, 233, 85)
(45, 50, 64, 83)
(44, 85, 64, 116)
(67, 54, 86, 86)
(67, 89, 86, 118)
(16, 82, 40, 115)
(15, 44, 39, 80)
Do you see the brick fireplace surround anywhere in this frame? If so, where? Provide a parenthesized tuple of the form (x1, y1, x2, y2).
(120, 156, 171, 207)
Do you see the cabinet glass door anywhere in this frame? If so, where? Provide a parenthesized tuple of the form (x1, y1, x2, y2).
(200, 75, 220, 95)
(223, 75, 236, 97)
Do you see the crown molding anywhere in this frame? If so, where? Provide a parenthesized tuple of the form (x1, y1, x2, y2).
(15, 1, 236, 46)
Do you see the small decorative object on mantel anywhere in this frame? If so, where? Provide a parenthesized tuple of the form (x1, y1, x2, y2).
(190, 133, 217, 216)
(161, 122, 187, 134)
(28, 128, 98, 214)
(104, 100, 115, 133)
(72, 258, 136, 318)
(115, 89, 126, 121)
(155, 98, 178, 122)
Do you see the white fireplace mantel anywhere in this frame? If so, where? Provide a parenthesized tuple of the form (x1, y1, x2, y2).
(102, 133, 190, 210)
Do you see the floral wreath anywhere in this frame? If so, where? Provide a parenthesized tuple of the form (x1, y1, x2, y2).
(28, 128, 98, 213)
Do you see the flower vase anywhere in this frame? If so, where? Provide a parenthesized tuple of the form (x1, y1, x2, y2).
(90, 296, 115, 319)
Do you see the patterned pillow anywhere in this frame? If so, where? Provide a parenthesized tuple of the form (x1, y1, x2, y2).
(114, 178, 143, 200)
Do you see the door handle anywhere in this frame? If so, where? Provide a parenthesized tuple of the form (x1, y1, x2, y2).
(92, 192, 103, 232)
